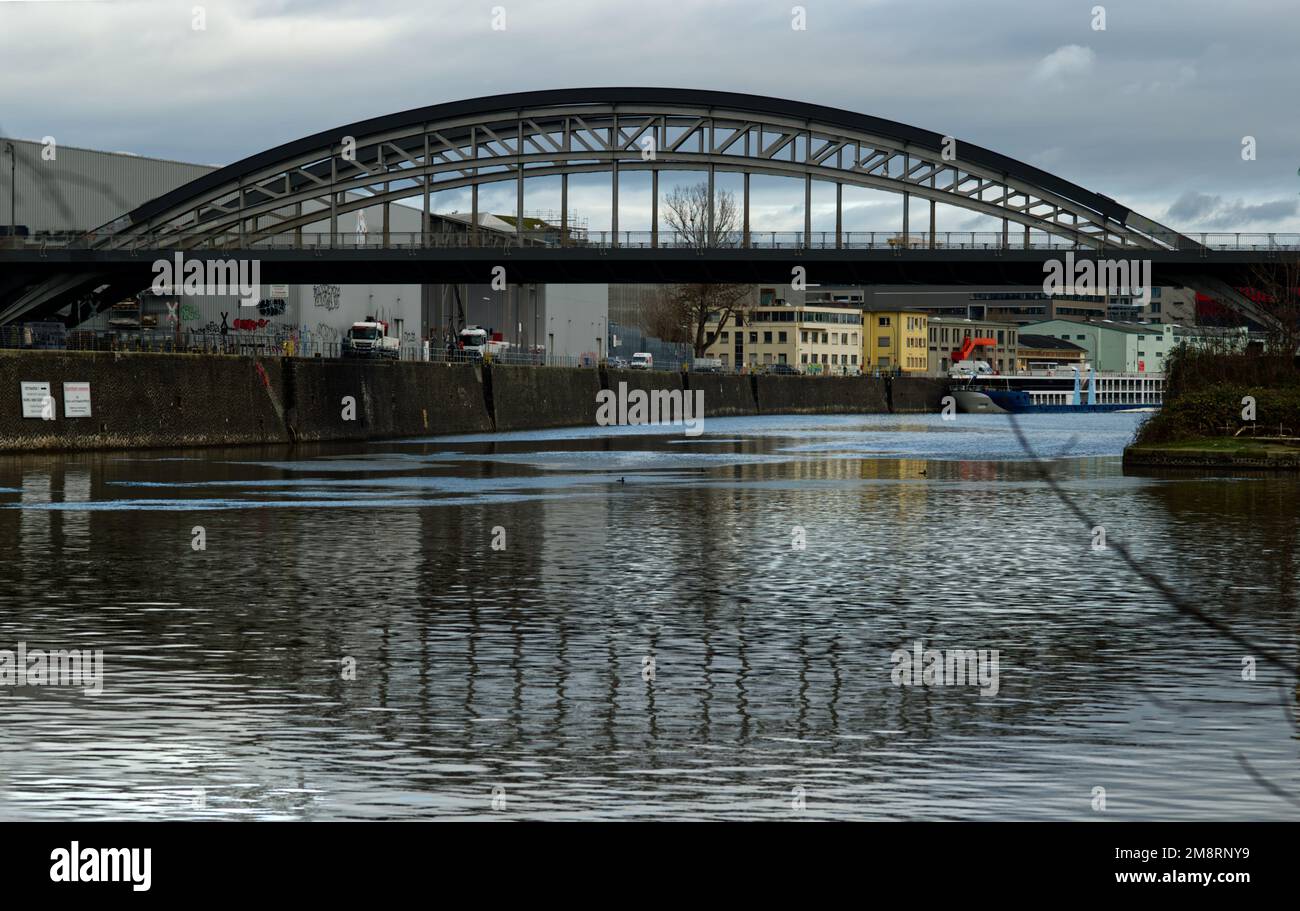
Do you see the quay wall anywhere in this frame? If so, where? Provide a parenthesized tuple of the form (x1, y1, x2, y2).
(0, 350, 949, 451)
(683, 373, 758, 416)
(755, 375, 889, 414)
(0, 350, 290, 451)
(890, 377, 948, 413)
(285, 360, 492, 442)
(488, 364, 601, 431)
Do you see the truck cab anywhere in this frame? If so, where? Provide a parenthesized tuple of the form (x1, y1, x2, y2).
(459, 326, 510, 360)
(342, 318, 400, 359)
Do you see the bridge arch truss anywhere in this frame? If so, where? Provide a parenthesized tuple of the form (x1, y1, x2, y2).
(100, 88, 1189, 252)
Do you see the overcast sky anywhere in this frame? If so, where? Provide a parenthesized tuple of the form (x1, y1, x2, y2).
(2, 0, 1297, 234)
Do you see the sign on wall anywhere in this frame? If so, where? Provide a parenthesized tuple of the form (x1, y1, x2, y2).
(20, 381, 52, 419)
(270, 284, 289, 298)
(63, 382, 92, 418)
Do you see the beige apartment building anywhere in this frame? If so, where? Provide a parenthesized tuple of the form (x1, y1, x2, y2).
(927, 316, 1020, 374)
(702, 303, 863, 373)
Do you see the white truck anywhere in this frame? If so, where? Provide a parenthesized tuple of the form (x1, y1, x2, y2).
(342, 318, 400, 359)
(948, 359, 993, 379)
(458, 326, 511, 360)
(629, 352, 654, 370)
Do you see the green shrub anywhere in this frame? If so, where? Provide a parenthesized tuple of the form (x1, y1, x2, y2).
(1137, 383, 1300, 444)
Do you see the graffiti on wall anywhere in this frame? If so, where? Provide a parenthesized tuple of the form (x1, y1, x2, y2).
(312, 284, 341, 311)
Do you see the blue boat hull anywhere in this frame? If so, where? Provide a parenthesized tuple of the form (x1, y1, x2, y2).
(980, 388, 1158, 414)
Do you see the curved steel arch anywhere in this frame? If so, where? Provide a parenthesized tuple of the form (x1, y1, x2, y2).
(100, 88, 1190, 251)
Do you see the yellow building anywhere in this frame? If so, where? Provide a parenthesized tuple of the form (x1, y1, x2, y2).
(701, 303, 863, 374)
(863, 307, 929, 373)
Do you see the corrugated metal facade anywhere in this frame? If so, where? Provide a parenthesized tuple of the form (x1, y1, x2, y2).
(0, 138, 215, 233)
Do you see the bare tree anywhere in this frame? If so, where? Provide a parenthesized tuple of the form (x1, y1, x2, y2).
(660, 182, 753, 356)
(1248, 255, 1300, 354)
(662, 182, 741, 248)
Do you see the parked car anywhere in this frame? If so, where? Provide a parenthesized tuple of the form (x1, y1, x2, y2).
(692, 357, 722, 373)
(629, 352, 653, 370)
(767, 363, 801, 376)
(608, 356, 629, 369)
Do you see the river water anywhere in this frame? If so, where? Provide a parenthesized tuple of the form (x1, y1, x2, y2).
(1, 412, 1297, 820)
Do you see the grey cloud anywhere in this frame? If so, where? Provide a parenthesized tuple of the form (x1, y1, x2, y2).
(1167, 192, 1297, 228)
(1, 0, 1297, 231)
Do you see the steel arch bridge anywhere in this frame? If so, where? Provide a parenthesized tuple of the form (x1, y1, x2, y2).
(99, 87, 1190, 252)
(5, 88, 1294, 328)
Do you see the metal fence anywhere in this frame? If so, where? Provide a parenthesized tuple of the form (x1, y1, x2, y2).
(607, 322, 694, 372)
(9, 229, 1300, 253)
(0, 325, 590, 367)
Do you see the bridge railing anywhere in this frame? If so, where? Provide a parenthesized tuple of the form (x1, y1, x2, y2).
(7, 230, 1300, 253)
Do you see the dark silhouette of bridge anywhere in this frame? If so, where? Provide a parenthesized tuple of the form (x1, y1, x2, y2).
(1, 88, 1291, 326)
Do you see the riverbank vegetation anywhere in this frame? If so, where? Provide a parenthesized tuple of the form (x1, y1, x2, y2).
(1135, 346, 1300, 445)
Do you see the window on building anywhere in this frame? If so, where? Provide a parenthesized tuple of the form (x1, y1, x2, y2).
(801, 353, 808, 364)
(778, 331, 788, 343)
(763, 331, 773, 344)
(821, 332, 828, 344)
(851, 354, 858, 365)
(720, 332, 728, 342)
(801, 331, 808, 343)
(778, 353, 787, 364)
(878, 336, 890, 348)
(749, 332, 757, 344)
(878, 316, 891, 326)
(760, 288, 775, 306)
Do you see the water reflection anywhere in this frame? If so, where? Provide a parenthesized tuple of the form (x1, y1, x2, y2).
(0, 413, 1297, 819)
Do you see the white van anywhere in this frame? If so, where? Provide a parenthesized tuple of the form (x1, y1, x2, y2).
(630, 352, 653, 370)
(948, 360, 993, 379)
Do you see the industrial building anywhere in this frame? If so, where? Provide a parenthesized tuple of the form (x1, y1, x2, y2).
(0, 136, 607, 360)
(1016, 335, 1088, 372)
(1020, 319, 1174, 373)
